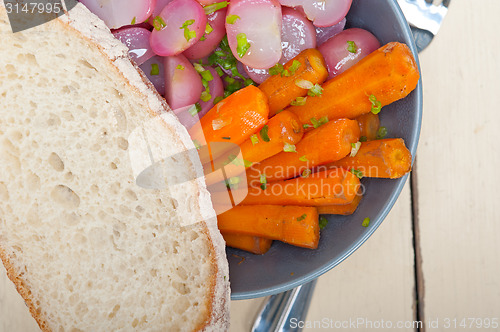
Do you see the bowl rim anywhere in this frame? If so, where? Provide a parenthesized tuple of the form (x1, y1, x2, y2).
(230, 0, 423, 300)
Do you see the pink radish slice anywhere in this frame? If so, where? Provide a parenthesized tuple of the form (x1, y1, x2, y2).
(152, 0, 174, 18)
(318, 28, 380, 79)
(279, 0, 352, 27)
(183, 8, 227, 60)
(113, 27, 155, 66)
(140, 56, 166, 95)
(244, 66, 270, 84)
(315, 17, 346, 46)
(80, 0, 156, 29)
(244, 7, 316, 84)
(175, 105, 204, 130)
(164, 55, 204, 109)
(197, 66, 224, 115)
(280, 7, 316, 62)
(150, 0, 208, 56)
(226, 0, 282, 69)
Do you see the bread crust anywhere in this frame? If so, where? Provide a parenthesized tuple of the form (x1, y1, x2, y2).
(0, 2, 230, 331)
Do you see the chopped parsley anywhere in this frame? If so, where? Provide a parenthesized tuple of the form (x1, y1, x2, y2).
(319, 216, 329, 230)
(150, 63, 159, 76)
(226, 15, 240, 24)
(236, 33, 251, 58)
(376, 126, 388, 139)
(204, 1, 229, 15)
(260, 125, 270, 142)
(297, 214, 307, 221)
(347, 41, 358, 53)
(369, 94, 382, 114)
(152, 16, 166, 31)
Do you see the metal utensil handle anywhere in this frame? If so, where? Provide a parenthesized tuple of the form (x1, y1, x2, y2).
(251, 279, 318, 332)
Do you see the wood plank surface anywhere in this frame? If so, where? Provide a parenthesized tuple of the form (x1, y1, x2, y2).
(230, 184, 415, 332)
(415, 0, 500, 329)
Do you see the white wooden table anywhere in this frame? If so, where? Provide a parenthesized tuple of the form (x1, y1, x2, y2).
(2, 1, 500, 331)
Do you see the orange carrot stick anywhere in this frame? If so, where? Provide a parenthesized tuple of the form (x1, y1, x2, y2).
(287, 42, 420, 127)
(356, 112, 380, 141)
(317, 193, 363, 215)
(204, 111, 304, 187)
(217, 205, 319, 249)
(222, 233, 273, 255)
(327, 138, 412, 179)
(246, 118, 360, 183)
(188, 85, 269, 147)
(223, 168, 360, 206)
(259, 49, 329, 117)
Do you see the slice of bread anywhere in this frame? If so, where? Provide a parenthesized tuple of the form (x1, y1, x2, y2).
(0, 2, 229, 331)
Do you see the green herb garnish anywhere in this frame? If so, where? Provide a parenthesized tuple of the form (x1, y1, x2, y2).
(225, 176, 241, 189)
(213, 96, 224, 105)
(251, 134, 259, 145)
(307, 84, 323, 97)
(299, 155, 308, 162)
(362, 217, 370, 227)
(200, 91, 212, 102)
(236, 33, 251, 58)
(351, 169, 363, 179)
(310, 116, 329, 129)
(260, 125, 270, 142)
(269, 63, 284, 76)
(131, 16, 136, 25)
(347, 41, 358, 53)
(153, 16, 166, 31)
(288, 60, 301, 75)
(260, 174, 267, 190)
(176, 64, 185, 70)
(359, 136, 368, 142)
(301, 169, 311, 178)
(226, 15, 240, 24)
(204, 1, 229, 15)
(189, 103, 202, 116)
(283, 143, 297, 153)
(222, 136, 231, 140)
(297, 214, 307, 221)
(350, 142, 362, 157)
(369, 94, 382, 114)
(180, 19, 196, 42)
(376, 126, 388, 139)
(290, 96, 307, 106)
(319, 216, 329, 230)
(150, 63, 159, 76)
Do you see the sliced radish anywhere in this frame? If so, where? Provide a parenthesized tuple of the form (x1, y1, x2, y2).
(315, 17, 346, 46)
(226, 0, 282, 69)
(164, 55, 203, 109)
(279, 0, 352, 27)
(151, 0, 174, 18)
(150, 0, 208, 56)
(280, 7, 316, 62)
(243, 66, 270, 84)
(318, 28, 380, 79)
(183, 8, 227, 60)
(113, 27, 155, 66)
(80, 0, 156, 29)
(244, 7, 316, 84)
(139, 56, 166, 95)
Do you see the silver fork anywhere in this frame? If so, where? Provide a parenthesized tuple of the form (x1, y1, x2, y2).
(397, 0, 451, 52)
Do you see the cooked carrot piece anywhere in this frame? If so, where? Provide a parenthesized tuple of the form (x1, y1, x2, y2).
(222, 233, 273, 255)
(217, 205, 319, 249)
(226, 168, 360, 206)
(327, 138, 412, 179)
(287, 42, 420, 127)
(259, 49, 329, 117)
(356, 112, 380, 141)
(188, 85, 269, 147)
(246, 118, 360, 183)
(317, 193, 363, 215)
(204, 111, 304, 187)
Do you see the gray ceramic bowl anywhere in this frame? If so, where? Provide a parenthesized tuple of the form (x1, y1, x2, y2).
(228, 0, 423, 300)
